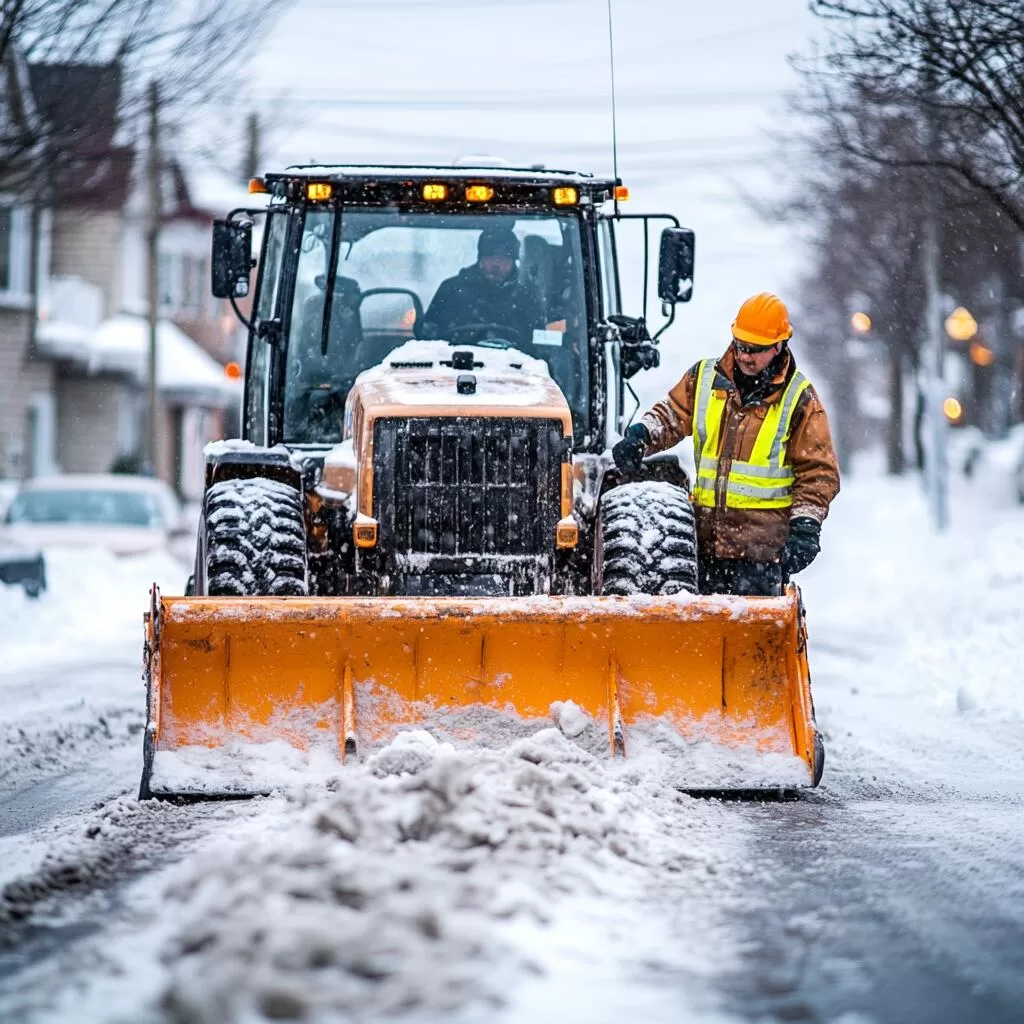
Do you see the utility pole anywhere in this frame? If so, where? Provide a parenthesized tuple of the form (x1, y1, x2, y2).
(921, 65, 948, 531)
(145, 80, 160, 477)
(242, 112, 260, 182)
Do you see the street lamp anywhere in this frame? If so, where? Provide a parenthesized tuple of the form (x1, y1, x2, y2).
(968, 341, 995, 367)
(850, 311, 872, 334)
(944, 306, 977, 343)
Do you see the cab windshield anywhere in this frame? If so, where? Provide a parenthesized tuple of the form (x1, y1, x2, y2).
(283, 208, 589, 443)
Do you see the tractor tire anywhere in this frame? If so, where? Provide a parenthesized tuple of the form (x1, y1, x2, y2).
(596, 481, 698, 596)
(203, 478, 308, 596)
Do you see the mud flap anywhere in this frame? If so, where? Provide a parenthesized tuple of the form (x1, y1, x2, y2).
(140, 585, 823, 797)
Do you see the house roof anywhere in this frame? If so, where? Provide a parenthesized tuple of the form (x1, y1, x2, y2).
(27, 62, 134, 210)
(36, 313, 241, 408)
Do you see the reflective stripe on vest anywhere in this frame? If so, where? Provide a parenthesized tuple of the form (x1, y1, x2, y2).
(691, 359, 811, 510)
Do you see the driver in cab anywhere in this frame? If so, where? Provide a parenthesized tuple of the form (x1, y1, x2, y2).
(420, 227, 545, 345)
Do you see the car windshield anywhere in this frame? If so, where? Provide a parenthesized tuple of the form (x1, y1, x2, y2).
(283, 208, 589, 443)
(5, 489, 166, 528)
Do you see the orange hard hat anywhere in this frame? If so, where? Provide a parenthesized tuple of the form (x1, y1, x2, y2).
(731, 292, 793, 346)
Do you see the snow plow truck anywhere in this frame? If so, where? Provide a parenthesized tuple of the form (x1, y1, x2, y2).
(139, 165, 824, 798)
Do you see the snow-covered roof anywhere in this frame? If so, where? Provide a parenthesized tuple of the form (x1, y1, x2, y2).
(36, 314, 240, 407)
(183, 163, 269, 217)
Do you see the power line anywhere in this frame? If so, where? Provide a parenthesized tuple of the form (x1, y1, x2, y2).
(251, 90, 783, 111)
(280, 119, 761, 153)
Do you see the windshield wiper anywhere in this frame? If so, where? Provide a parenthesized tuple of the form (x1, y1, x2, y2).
(320, 209, 342, 357)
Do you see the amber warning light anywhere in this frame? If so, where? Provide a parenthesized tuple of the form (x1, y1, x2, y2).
(422, 183, 448, 201)
(465, 185, 494, 203)
(224, 361, 242, 380)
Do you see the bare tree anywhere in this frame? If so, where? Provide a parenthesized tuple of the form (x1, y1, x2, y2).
(0, 0, 287, 187)
(806, 0, 1024, 230)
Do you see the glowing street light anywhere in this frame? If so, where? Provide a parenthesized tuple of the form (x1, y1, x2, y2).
(968, 341, 995, 367)
(850, 311, 872, 333)
(944, 306, 978, 342)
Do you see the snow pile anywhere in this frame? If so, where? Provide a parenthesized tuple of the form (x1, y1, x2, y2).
(0, 546, 186, 675)
(131, 728, 736, 1024)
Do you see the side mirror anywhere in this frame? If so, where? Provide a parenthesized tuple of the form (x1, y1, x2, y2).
(211, 219, 253, 299)
(658, 227, 695, 304)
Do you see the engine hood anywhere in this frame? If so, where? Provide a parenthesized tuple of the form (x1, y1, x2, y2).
(348, 340, 573, 431)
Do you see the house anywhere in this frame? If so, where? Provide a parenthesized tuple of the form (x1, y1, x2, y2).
(0, 47, 55, 479)
(0, 57, 247, 499)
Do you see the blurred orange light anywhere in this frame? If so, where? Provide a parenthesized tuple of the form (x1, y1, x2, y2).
(248, 177, 268, 194)
(968, 341, 995, 367)
(224, 361, 242, 380)
(945, 306, 977, 342)
(422, 183, 448, 201)
(614, 185, 630, 201)
(942, 396, 963, 423)
(306, 182, 333, 201)
(850, 312, 872, 333)
(552, 187, 578, 206)
(465, 185, 494, 202)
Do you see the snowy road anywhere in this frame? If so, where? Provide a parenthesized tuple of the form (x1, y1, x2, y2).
(1, 454, 1022, 1023)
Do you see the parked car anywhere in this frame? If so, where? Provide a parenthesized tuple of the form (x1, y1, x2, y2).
(0, 474, 190, 557)
(0, 540, 46, 598)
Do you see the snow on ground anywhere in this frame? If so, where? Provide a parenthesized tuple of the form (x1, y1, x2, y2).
(6, 731, 745, 1023)
(0, 547, 187, 798)
(2, 443, 1024, 1022)
(0, 546, 187, 675)
(800, 440, 1024, 799)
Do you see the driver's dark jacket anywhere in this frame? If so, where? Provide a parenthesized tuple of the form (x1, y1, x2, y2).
(421, 264, 545, 343)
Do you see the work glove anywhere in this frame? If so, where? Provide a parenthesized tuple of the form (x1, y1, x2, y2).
(781, 516, 821, 575)
(612, 422, 650, 474)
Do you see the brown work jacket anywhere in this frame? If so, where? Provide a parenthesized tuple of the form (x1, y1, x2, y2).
(641, 346, 840, 563)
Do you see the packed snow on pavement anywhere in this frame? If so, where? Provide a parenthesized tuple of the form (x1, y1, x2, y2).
(1, 445, 1023, 1022)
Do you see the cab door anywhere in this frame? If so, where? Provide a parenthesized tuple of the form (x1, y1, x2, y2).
(244, 210, 291, 444)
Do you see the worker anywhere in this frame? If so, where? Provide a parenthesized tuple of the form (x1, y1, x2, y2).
(612, 292, 840, 596)
(421, 227, 545, 344)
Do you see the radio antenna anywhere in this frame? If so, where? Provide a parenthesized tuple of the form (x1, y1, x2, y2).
(606, 0, 620, 215)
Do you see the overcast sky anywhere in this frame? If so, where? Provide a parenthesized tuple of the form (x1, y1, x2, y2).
(249, 0, 825, 403)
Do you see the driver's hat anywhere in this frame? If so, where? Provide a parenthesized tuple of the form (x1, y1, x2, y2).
(477, 227, 520, 261)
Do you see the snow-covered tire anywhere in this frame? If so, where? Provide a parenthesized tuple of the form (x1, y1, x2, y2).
(203, 478, 308, 596)
(596, 481, 698, 596)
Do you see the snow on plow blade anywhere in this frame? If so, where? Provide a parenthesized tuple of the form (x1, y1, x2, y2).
(140, 585, 823, 798)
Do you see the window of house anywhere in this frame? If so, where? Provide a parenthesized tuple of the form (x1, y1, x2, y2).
(159, 252, 176, 311)
(0, 207, 12, 291)
(181, 254, 205, 312)
(0, 200, 30, 303)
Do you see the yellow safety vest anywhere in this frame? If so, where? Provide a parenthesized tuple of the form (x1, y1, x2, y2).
(692, 359, 811, 510)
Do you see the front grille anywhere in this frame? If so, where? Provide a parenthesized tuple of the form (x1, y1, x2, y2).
(373, 417, 565, 556)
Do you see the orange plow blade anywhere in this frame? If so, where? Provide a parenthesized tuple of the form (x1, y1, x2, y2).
(140, 585, 823, 797)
